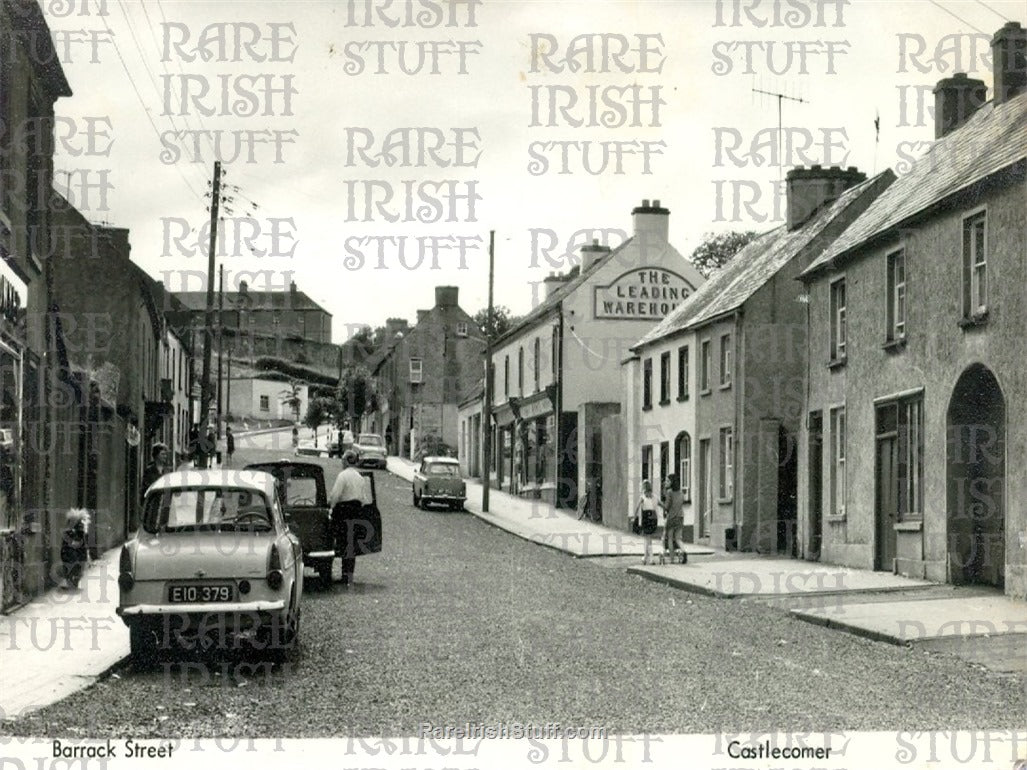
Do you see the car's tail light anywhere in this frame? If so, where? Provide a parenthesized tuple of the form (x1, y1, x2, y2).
(238, 579, 251, 595)
(266, 544, 283, 590)
(118, 545, 134, 591)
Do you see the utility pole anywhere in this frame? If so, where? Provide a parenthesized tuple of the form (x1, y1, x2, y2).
(481, 230, 494, 513)
(217, 264, 224, 439)
(198, 160, 221, 467)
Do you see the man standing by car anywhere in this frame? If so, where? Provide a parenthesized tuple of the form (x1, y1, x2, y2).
(328, 450, 369, 585)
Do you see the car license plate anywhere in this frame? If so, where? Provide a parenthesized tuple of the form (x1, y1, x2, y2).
(168, 583, 234, 603)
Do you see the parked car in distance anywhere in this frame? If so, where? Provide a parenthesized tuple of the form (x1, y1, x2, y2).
(354, 433, 387, 469)
(0, 428, 12, 450)
(412, 456, 466, 511)
(245, 460, 335, 588)
(117, 469, 303, 664)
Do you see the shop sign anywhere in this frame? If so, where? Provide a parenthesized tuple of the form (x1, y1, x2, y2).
(519, 396, 552, 421)
(594, 268, 695, 320)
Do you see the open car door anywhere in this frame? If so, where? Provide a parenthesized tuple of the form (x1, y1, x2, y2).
(355, 470, 383, 555)
(245, 461, 335, 584)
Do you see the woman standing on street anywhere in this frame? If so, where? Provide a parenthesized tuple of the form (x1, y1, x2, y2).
(634, 480, 659, 565)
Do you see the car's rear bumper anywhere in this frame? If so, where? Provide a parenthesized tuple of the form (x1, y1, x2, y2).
(425, 495, 465, 504)
(118, 599, 287, 617)
(305, 550, 335, 560)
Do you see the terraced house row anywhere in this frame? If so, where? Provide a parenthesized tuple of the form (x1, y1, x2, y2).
(457, 20, 1026, 600)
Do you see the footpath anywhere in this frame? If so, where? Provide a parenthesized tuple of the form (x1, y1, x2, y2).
(388, 456, 1027, 675)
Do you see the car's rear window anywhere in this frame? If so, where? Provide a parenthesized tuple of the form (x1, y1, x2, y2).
(144, 487, 272, 532)
(359, 435, 384, 447)
(426, 463, 460, 476)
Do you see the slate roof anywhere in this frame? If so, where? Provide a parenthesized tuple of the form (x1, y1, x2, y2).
(803, 91, 1027, 277)
(492, 238, 635, 347)
(634, 171, 895, 350)
(173, 290, 330, 314)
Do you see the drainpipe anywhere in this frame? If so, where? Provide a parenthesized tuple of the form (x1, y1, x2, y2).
(556, 306, 564, 509)
(733, 309, 743, 545)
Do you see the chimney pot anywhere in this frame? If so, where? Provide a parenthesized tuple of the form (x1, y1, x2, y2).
(653, 198, 661, 207)
(641, 198, 650, 207)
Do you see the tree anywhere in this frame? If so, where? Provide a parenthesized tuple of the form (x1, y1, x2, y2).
(303, 396, 337, 443)
(336, 366, 379, 427)
(689, 230, 760, 277)
(472, 305, 518, 343)
(279, 379, 303, 423)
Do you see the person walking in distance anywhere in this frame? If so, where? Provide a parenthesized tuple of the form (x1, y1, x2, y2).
(328, 450, 369, 585)
(633, 480, 659, 565)
(225, 425, 235, 466)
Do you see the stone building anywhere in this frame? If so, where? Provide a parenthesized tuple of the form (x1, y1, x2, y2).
(370, 287, 483, 458)
(797, 22, 1027, 598)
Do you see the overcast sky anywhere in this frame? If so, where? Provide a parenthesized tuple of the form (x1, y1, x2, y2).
(46, 0, 1023, 342)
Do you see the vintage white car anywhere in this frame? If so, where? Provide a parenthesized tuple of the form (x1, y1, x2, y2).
(117, 469, 303, 663)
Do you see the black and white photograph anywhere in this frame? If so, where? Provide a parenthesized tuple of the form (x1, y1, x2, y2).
(0, 0, 1025, 768)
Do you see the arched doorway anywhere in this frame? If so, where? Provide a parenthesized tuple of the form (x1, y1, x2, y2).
(946, 365, 1005, 588)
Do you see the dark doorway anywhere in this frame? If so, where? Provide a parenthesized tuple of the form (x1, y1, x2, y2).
(875, 404, 899, 571)
(697, 438, 711, 540)
(777, 427, 798, 556)
(947, 365, 1005, 588)
(807, 411, 823, 560)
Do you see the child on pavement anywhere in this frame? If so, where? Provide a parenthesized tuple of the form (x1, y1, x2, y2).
(634, 480, 659, 564)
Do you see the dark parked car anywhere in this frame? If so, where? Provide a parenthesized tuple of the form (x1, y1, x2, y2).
(246, 459, 382, 587)
(412, 457, 466, 510)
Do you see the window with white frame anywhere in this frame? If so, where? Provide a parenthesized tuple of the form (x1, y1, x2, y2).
(830, 279, 846, 363)
(720, 333, 732, 387)
(962, 210, 987, 319)
(642, 358, 653, 409)
(518, 347, 524, 394)
(886, 249, 906, 341)
(504, 355, 510, 397)
(677, 345, 689, 400)
(659, 351, 670, 404)
(718, 427, 733, 500)
(456, 322, 468, 337)
(830, 406, 846, 516)
(679, 434, 691, 502)
(409, 357, 423, 383)
(533, 337, 540, 391)
(700, 340, 711, 393)
(641, 444, 653, 483)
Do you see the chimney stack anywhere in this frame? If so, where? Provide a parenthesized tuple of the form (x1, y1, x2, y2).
(435, 285, 459, 308)
(581, 238, 612, 271)
(785, 165, 866, 231)
(416, 309, 429, 325)
(543, 272, 566, 298)
(385, 317, 409, 338)
(992, 21, 1027, 105)
(933, 73, 987, 139)
(631, 198, 669, 254)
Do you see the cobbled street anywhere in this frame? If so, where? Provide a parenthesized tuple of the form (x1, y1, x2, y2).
(3, 439, 1024, 738)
